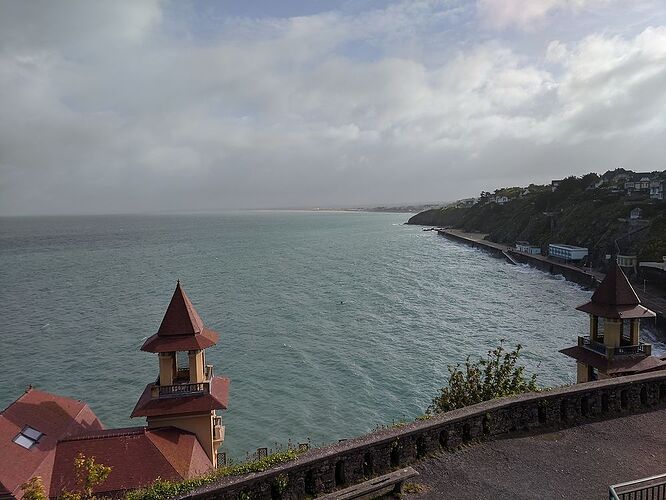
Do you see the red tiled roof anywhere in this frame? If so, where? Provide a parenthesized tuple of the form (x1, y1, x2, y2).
(131, 377, 229, 418)
(576, 263, 656, 319)
(50, 427, 212, 497)
(141, 327, 219, 353)
(0, 388, 103, 499)
(141, 282, 219, 353)
(1, 480, 11, 498)
(560, 346, 666, 375)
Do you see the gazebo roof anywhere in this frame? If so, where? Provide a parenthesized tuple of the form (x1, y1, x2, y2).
(141, 282, 219, 353)
(576, 263, 655, 319)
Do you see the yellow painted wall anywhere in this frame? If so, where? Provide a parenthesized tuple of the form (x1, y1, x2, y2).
(147, 411, 219, 466)
(631, 319, 640, 345)
(159, 353, 175, 386)
(576, 362, 589, 383)
(603, 319, 621, 348)
(589, 315, 598, 339)
(189, 350, 205, 383)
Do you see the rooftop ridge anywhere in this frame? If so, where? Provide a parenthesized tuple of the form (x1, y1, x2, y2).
(60, 427, 146, 442)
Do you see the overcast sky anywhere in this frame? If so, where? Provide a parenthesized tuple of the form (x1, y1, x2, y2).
(1, 0, 665, 215)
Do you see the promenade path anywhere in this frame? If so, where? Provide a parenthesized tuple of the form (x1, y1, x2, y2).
(438, 228, 665, 323)
(407, 407, 666, 499)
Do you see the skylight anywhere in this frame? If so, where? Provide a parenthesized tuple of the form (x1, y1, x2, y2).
(13, 426, 43, 449)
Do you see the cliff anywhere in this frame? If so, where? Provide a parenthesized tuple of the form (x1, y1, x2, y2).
(407, 171, 666, 264)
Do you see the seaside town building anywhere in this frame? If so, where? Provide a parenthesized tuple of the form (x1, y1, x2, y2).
(0, 282, 228, 499)
(650, 179, 664, 200)
(548, 243, 588, 262)
(515, 241, 541, 255)
(560, 263, 666, 382)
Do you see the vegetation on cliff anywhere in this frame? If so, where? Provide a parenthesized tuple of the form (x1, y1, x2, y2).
(408, 170, 666, 264)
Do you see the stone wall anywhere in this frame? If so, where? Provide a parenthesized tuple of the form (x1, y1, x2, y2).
(182, 371, 666, 500)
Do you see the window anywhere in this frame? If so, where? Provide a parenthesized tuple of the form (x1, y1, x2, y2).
(13, 426, 43, 449)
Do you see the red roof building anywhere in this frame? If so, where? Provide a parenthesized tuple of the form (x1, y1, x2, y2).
(131, 282, 229, 467)
(561, 262, 665, 382)
(1, 282, 229, 499)
(0, 388, 103, 500)
(50, 427, 211, 497)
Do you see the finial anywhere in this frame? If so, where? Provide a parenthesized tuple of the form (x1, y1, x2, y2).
(177, 279, 180, 285)
(25, 384, 32, 393)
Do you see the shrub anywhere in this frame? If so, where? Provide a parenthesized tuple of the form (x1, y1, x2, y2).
(60, 453, 112, 500)
(427, 343, 538, 414)
(125, 448, 305, 500)
(21, 477, 46, 500)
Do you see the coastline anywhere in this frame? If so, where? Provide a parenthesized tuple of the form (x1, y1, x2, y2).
(435, 228, 666, 335)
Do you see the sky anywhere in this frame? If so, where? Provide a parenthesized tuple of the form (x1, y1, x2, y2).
(1, 0, 666, 215)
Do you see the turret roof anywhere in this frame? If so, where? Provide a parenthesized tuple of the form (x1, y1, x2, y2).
(576, 263, 656, 319)
(141, 282, 219, 353)
(157, 281, 205, 336)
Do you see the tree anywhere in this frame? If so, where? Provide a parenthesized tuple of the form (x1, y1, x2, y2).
(427, 343, 539, 414)
(21, 477, 46, 500)
(60, 453, 112, 500)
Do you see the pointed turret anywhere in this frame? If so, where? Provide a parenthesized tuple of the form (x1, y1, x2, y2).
(132, 281, 229, 467)
(141, 281, 219, 352)
(561, 262, 664, 383)
(576, 263, 655, 320)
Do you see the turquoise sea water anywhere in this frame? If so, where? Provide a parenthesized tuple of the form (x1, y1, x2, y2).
(2, 211, 653, 458)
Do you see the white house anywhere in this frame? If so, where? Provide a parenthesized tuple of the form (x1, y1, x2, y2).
(548, 244, 588, 261)
(650, 180, 664, 200)
(515, 241, 541, 254)
(617, 254, 637, 269)
(630, 208, 642, 220)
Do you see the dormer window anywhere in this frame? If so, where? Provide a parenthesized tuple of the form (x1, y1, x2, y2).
(13, 425, 43, 449)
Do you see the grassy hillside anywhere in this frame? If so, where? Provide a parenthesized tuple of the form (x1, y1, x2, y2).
(408, 173, 666, 264)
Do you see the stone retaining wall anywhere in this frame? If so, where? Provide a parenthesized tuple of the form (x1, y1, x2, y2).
(182, 371, 666, 500)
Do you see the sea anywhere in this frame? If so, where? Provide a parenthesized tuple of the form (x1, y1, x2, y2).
(2, 211, 663, 458)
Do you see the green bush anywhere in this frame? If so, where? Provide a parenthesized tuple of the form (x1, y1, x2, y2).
(427, 343, 538, 414)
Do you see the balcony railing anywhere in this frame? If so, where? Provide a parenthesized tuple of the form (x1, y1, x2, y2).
(610, 473, 666, 499)
(578, 336, 651, 358)
(152, 381, 209, 399)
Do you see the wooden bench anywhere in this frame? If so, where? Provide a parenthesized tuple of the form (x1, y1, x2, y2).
(317, 467, 419, 499)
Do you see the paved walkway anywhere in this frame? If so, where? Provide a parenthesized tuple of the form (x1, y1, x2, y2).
(439, 228, 665, 320)
(407, 408, 666, 499)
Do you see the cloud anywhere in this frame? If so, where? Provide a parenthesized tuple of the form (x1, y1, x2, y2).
(548, 27, 666, 141)
(0, 1, 664, 215)
(477, 0, 609, 29)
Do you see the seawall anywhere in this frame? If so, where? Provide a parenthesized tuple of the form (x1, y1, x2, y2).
(183, 371, 666, 500)
(436, 229, 665, 334)
(437, 228, 601, 288)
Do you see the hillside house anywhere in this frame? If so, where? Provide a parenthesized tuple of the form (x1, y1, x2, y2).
(625, 174, 653, 194)
(650, 180, 664, 200)
(490, 195, 509, 205)
(515, 241, 541, 255)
